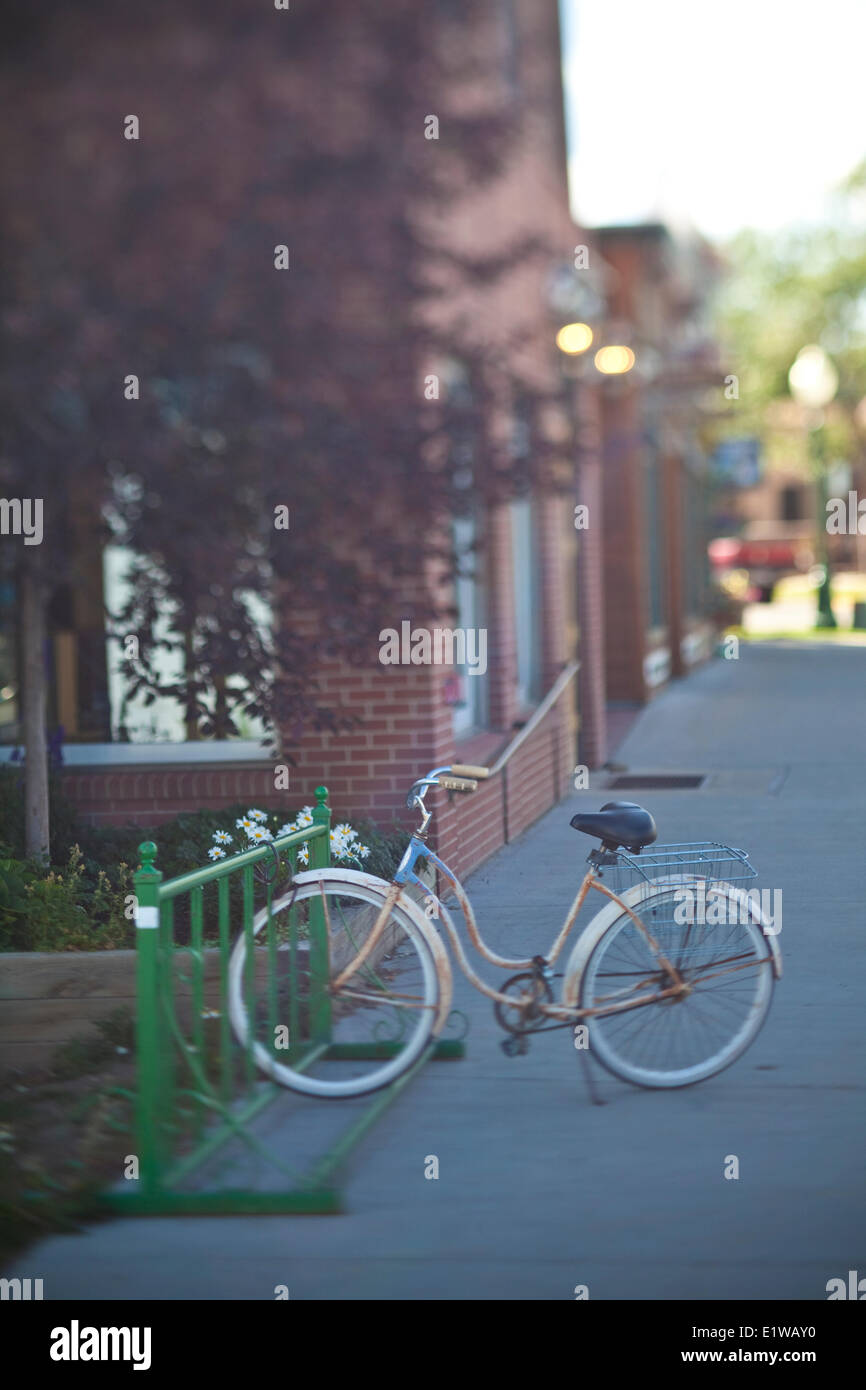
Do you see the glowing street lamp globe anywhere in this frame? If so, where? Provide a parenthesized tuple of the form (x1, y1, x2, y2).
(788, 344, 838, 628)
(555, 322, 593, 355)
(788, 345, 838, 410)
(594, 344, 635, 375)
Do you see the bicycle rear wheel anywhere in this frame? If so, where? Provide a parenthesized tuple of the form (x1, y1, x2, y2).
(574, 880, 775, 1088)
(228, 872, 444, 1098)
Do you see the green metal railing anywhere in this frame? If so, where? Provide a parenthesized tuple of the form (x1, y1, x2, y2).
(100, 785, 463, 1215)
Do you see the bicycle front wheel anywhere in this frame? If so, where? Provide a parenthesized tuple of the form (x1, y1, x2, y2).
(228, 871, 445, 1098)
(572, 880, 775, 1088)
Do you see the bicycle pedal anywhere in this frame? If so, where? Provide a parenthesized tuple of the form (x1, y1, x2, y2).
(500, 1035, 530, 1058)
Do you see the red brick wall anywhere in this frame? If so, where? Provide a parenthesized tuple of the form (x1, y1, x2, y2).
(60, 764, 285, 829)
(433, 693, 574, 882)
(575, 379, 607, 767)
(601, 382, 649, 703)
(52, 665, 572, 877)
(284, 488, 577, 880)
(288, 658, 447, 826)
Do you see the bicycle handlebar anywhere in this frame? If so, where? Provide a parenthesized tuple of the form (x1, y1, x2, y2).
(406, 763, 485, 811)
(437, 775, 478, 793)
(450, 764, 491, 779)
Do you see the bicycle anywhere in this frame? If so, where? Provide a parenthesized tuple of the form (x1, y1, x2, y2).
(228, 764, 782, 1098)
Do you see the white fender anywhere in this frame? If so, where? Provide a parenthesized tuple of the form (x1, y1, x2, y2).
(562, 874, 783, 1011)
(270, 867, 454, 1034)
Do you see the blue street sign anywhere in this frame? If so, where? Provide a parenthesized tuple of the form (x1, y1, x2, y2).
(713, 437, 761, 487)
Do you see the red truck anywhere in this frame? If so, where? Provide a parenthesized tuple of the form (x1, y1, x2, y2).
(708, 523, 815, 603)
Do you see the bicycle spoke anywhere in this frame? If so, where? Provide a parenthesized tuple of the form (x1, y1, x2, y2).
(581, 883, 774, 1086)
(230, 878, 440, 1098)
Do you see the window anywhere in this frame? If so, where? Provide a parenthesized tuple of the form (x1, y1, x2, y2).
(781, 484, 803, 522)
(683, 460, 710, 620)
(451, 513, 489, 736)
(0, 566, 112, 748)
(644, 455, 666, 630)
(442, 358, 489, 737)
(0, 577, 18, 743)
(499, 0, 521, 101)
(511, 496, 541, 707)
(104, 546, 186, 743)
(103, 545, 271, 745)
(509, 396, 541, 707)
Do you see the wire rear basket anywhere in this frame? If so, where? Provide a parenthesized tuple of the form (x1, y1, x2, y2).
(595, 842, 757, 896)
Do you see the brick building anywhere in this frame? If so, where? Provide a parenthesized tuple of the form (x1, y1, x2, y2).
(1, 0, 591, 881)
(280, 0, 584, 879)
(592, 223, 721, 707)
(2, 9, 725, 879)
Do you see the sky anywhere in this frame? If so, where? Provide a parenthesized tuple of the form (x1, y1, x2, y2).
(560, 0, 866, 243)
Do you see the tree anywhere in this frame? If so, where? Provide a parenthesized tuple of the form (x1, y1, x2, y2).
(713, 163, 866, 622)
(716, 162, 866, 470)
(0, 0, 568, 853)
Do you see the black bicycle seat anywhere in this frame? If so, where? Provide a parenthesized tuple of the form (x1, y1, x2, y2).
(569, 801, 657, 852)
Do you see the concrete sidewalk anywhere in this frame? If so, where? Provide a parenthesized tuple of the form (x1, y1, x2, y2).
(7, 642, 866, 1299)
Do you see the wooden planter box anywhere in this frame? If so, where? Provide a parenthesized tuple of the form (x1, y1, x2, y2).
(1, 909, 405, 1076)
(0, 946, 308, 1076)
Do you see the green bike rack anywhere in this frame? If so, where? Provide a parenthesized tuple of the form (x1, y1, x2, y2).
(100, 786, 464, 1216)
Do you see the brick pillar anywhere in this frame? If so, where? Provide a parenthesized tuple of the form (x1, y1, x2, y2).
(575, 378, 607, 768)
(291, 654, 453, 826)
(663, 449, 685, 678)
(536, 492, 568, 681)
(600, 380, 649, 703)
(484, 502, 518, 734)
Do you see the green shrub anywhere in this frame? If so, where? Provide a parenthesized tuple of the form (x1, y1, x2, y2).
(0, 778, 413, 951)
(345, 816, 413, 880)
(0, 846, 133, 953)
(0, 854, 32, 940)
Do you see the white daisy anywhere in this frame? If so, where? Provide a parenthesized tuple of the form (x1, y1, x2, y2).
(213, 831, 233, 845)
(208, 847, 227, 861)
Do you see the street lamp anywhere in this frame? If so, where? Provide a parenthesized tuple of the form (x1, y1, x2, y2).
(788, 345, 838, 411)
(788, 344, 839, 628)
(594, 344, 635, 375)
(555, 322, 593, 355)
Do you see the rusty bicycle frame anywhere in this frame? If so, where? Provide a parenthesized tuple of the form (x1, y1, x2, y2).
(332, 763, 704, 1027)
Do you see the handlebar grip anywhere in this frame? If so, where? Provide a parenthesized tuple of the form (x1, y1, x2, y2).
(450, 764, 490, 779)
(437, 775, 478, 793)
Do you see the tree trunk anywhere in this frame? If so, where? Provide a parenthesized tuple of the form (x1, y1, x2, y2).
(21, 560, 50, 861)
(213, 671, 229, 739)
(183, 626, 198, 740)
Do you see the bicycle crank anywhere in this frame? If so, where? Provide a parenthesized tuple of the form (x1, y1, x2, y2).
(493, 969, 554, 1036)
